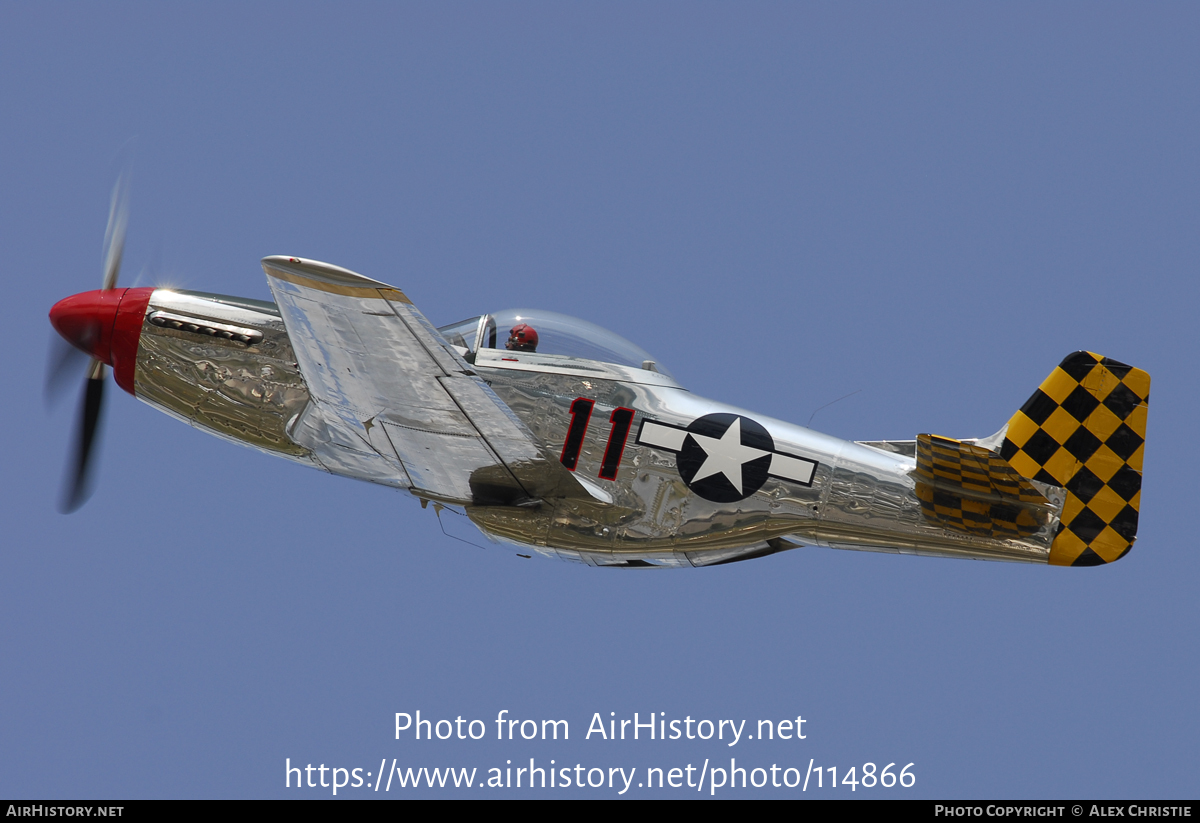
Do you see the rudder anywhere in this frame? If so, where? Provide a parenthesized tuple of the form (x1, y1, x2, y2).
(999, 351, 1150, 566)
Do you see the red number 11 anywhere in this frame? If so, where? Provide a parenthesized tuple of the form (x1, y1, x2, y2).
(559, 397, 634, 481)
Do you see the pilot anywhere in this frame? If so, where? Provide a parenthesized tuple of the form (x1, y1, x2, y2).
(506, 323, 539, 353)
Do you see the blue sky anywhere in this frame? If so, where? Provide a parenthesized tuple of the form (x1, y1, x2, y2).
(2, 2, 1197, 798)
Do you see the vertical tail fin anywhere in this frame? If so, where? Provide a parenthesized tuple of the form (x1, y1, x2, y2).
(999, 352, 1150, 566)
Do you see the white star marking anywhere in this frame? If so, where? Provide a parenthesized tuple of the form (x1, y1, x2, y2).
(688, 418, 768, 494)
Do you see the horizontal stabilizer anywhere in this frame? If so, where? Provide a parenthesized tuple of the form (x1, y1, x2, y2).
(914, 434, 1051, 540)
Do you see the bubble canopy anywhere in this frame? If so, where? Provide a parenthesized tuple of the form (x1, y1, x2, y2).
(438, 308, 672, 377)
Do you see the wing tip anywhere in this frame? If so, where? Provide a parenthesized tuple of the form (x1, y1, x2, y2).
(261, 256, 406, 299)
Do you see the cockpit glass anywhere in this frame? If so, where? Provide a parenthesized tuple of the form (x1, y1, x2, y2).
(437, 309, 671, 377)
(437, 316, 482, 351)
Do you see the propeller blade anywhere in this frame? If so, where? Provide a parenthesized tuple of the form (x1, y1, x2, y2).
(101, 172, 129, 291)
(56, 170, 132, 512)
(44, 332, 90, 408)
(60, 361, 106, 513)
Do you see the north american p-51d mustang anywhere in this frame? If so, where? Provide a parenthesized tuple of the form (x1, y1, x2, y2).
(50, 198, 1149, 568)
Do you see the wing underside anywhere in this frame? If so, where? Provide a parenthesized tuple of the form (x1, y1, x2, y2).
(262, 256, 590, 507)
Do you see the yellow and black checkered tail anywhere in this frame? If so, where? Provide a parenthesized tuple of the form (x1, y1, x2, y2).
(999, 352, 1150, 567)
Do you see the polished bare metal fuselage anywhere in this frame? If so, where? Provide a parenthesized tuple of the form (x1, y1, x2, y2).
(133, 289, 1060, 567)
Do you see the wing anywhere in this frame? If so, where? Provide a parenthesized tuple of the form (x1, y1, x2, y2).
(262, 256, 595, 507)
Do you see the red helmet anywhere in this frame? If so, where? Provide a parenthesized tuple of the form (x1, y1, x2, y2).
(506, 323, 539, 352)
